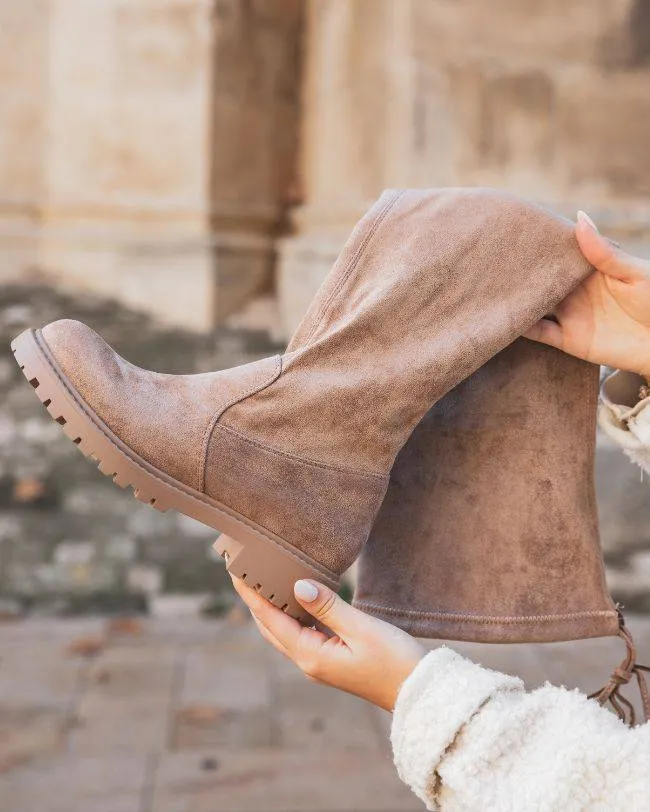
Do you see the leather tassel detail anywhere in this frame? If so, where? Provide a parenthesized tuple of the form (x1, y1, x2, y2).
(588, 608, 650, 727)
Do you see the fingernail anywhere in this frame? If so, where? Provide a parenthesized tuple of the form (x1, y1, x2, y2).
(294, 580, 319, 602)
(577, 210, 598, 232)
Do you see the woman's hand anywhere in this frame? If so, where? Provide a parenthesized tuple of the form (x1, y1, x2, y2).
(228, 562, 425, 712)
(525, 211, 650, 381)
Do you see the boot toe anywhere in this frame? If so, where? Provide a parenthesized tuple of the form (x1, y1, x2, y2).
(38, 319, 281, 494)
(40, 318, 207, 489)
(42, 319, 124, 390)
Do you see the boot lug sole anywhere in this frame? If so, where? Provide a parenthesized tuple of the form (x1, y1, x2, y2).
(11, 328, 338, 625)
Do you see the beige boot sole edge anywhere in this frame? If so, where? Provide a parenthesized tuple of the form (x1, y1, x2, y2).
(11, 328, 339, 624)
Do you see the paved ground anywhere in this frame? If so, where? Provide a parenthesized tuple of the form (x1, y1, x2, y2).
(1, 613, 649, 812)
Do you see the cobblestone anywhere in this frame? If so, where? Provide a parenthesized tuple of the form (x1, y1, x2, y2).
(127, 565, 164, 596)
(1, 615, 648, 811)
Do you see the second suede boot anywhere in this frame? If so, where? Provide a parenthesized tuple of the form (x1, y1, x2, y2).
(354, 338, 619, 643)
(354, 340, 650, 724)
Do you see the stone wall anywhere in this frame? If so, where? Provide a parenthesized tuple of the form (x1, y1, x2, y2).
(0, 0, 303, 331)
(278, 0, 650, 331)
(3, 0, 648, 331)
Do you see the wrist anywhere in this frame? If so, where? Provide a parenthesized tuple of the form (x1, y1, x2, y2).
(386, 649, 427, 712)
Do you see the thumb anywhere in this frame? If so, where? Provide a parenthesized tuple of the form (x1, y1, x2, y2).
(576, 211, 647, 283)
(294, 579, 359, 636)
(524, 316, 564, 350)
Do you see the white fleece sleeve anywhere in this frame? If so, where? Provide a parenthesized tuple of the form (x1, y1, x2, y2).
(391, 647, 650, 812)
(599, 369, 650, 473)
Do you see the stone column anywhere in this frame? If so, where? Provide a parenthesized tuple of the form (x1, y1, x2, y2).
(209, 0, 304, 322)
(0, 0, 51, 281)
(277, 0, 413, 332)
(39, 0, 219, 329)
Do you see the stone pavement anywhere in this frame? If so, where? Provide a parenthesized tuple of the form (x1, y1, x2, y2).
(1, 613, 649, 812)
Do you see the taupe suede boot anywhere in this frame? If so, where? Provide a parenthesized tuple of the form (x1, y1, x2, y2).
(12, 189, 595, 623)
(353, 315, 649, 724)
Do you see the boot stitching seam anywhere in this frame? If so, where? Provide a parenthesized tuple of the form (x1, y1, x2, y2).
(198, 355, 283, 491)
(352, 600, 618, 624)
(211, 420, 389, 483)
(201, 190, 403, 489)
(300, 189, 404, 345)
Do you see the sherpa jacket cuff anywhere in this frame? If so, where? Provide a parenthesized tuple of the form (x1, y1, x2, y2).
(390, 647, 521, 810)
(599, 369, 650, 473)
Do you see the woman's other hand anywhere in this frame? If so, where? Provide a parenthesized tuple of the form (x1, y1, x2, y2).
(526, 211, 650, 381)
(229, 562, 425, 712)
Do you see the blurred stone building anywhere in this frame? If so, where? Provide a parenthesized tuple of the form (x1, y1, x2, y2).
(2, 0, 650, 336)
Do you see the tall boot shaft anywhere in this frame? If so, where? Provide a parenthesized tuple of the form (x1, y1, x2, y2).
(224, 188, 594, 475)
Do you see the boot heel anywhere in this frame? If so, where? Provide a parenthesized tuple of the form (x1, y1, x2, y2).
(213, 533, 325, 625)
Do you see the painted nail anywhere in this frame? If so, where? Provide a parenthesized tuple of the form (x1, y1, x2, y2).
(294, 580, 319, 602)
(577, 210, 598, 232)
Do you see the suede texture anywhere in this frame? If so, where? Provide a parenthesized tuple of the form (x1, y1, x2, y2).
(223, 188, 594, 476)
(212, 188, 608, 596)
(204, 423, 387, 574)
(39, 320, 386, 577)
(354, 339, 619, 642)
(40, 319, 281, 491)
(40, 188, 615, 606)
